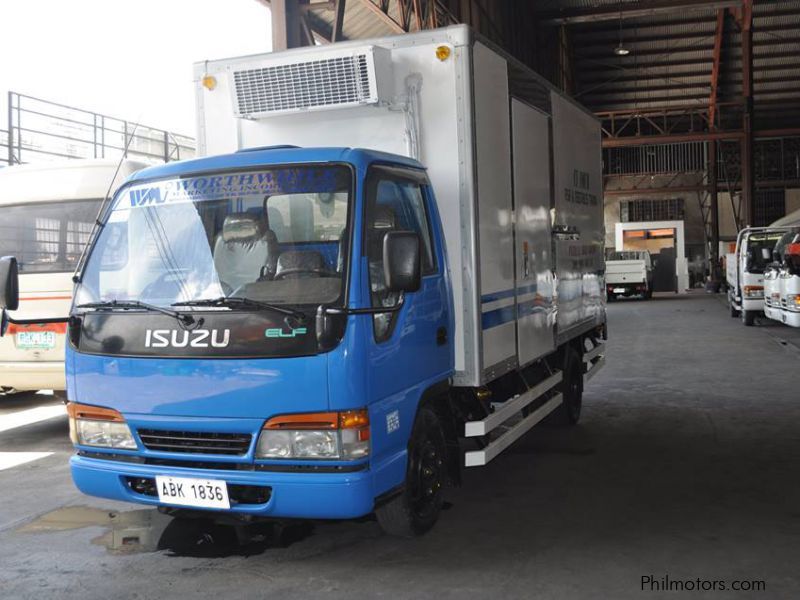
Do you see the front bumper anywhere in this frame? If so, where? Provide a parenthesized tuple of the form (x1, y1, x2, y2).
(0, 361, 65, 391)
(741, 297, 764, 312)
(779, 310, 800, 327)
(763, 304, 781, 321)
(70, 454, 376, 519)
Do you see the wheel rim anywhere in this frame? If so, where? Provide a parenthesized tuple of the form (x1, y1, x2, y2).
(408, 436, 444, 520)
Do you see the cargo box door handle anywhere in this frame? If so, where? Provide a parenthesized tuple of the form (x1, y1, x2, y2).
(436, 326, 448, 346)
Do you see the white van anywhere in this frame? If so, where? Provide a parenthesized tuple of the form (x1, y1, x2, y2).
(0, 159, 145, 392)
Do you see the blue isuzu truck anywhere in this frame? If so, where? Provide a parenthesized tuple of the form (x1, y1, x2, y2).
(0, 26, 606, 536)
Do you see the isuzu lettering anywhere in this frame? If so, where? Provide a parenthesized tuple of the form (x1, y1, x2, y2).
(0, 27, 606, 536)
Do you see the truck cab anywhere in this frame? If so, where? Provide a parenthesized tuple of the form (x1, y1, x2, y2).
(727, 228, 786, 326)
(764, 230, 800, 327)
(41, 147, 450, 525)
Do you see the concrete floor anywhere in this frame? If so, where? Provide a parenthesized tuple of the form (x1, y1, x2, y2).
(0, 293, 798, 599)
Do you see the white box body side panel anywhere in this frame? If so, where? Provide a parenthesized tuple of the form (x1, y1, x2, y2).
(511, 99, 556, 365)
(472, 42, 517, 379)
(195, 27, 480, 384)
(551, 93, 604, 337)
(193, 27, 605, 387)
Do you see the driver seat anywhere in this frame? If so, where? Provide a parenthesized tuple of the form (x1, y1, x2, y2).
(213, 214, 279, 291)
(274, 250, 326, 279)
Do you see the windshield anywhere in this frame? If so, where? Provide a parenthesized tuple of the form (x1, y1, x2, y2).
(0, 199, 102, 273)
(745, 233, 783, 274)
(75, 166, 352, 309)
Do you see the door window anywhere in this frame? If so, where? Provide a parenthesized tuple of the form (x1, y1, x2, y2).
(364, 167, 435, 341)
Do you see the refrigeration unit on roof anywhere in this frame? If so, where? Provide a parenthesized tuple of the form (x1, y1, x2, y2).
(230, 46, 393, 118)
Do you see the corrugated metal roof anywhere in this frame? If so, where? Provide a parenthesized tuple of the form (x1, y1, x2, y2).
(264, 0, 800, 126)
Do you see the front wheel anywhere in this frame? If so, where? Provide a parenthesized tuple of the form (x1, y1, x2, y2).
(729, 302, 739, 318)
(376, 407, 447, 537)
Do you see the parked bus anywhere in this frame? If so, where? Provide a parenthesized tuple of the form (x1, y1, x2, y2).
(0, 159, 144, 393)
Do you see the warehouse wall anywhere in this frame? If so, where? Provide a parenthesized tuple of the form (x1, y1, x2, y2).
(718, 188, 800, 238)
(603, 174, 707, 251)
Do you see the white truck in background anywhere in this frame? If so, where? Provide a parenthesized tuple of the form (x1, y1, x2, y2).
(0, 159, 144, 393)
(605, 250, 653, 300)
(763, 208, 800, 328)
(726, 227, 788, 326)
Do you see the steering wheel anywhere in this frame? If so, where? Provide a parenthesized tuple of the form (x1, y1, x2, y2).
(141, 270, 187, 299)
(273, 268, 335, 280)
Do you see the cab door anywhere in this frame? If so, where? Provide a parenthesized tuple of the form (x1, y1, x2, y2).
(361, 165, 452, 487)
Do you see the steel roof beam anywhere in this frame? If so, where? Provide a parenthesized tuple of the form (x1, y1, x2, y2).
(539, 0, 739, 25)
(709, 9, 726, 126)
(579, 62, 800, 84)
(572, 21, 798, 49)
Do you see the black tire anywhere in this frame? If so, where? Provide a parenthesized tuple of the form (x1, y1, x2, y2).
(645, 288, 653, 300)
(742, 310, 756, 326)
(607, 293, 616, 302)
(550, 346, 583, 426)
(729, 302, 739, 318)
(375, 407, 446, 537)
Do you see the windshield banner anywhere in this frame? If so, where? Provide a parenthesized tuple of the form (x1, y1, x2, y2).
(127, 168, 348, 209)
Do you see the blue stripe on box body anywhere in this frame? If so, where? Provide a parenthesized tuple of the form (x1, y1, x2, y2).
(480, 283, 550, 330)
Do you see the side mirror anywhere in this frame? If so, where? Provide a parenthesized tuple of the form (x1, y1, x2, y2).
(0, 256, 19, 311)
(383, 231, 421, 293)
(762, 248, 772, 261)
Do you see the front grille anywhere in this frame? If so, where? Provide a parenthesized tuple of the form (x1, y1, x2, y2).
(125, 477, 271, 505)
(137, 429, 252, 456)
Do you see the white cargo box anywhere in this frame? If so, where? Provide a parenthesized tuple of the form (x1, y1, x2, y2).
(195, 25, 604, 387)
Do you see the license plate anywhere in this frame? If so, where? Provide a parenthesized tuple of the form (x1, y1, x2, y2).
(613, 288, 626, 294)
(155, 475, 230, 509)
(16, 331, 56, 349)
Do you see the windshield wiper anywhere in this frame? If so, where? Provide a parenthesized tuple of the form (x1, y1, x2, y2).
(76, 300, 195, 325)
(171, 296, 306, 323)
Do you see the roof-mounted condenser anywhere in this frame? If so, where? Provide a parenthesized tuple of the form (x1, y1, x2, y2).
(229, 46, 393, 119)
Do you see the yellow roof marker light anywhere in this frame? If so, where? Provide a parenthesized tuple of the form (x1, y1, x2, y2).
(201, 75, 217, 91)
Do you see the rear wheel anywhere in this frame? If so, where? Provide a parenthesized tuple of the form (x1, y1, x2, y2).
(742, 310, 756, 326)
(376, 407, 446, 537)
(607, 293, 616, 302)
(550, 346, 583, 426)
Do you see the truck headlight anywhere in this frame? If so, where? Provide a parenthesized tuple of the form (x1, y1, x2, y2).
(256, 410, 369, 460)
(67, 402, 137, 450)
(743, 285, 764, 298)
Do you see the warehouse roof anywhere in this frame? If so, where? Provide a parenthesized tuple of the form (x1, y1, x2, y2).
(256, 1, 800, 129)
